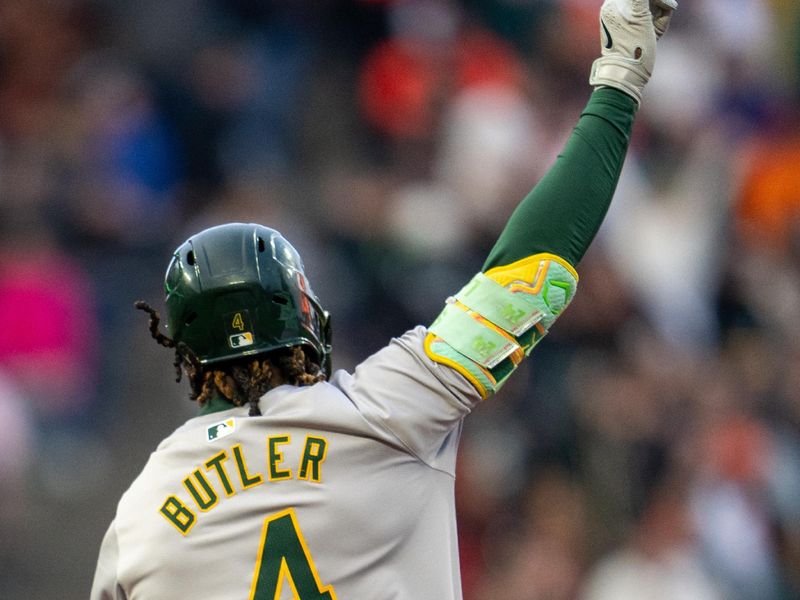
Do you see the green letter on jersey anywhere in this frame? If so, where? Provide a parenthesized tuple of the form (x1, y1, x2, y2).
(268, 435, 292, 481)
(250, 508, 336, 600)
(298, 436, 328, 482)
(159, 495, 196, 535)
(183, 469, 218, 511)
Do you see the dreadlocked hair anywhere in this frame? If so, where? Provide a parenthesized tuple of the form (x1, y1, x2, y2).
(135, 301, 326, 416)
(135, 300, 184, 383)
(191, 347, 325, 416)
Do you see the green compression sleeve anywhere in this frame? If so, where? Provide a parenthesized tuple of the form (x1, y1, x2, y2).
(483, 87, 636, 271)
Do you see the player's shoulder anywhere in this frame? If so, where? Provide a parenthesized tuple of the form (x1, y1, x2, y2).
(331, 325, 480, 405)
(351, 326, 430, 370)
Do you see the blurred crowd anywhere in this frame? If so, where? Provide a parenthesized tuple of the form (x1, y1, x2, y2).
(1, 0, 800, 598)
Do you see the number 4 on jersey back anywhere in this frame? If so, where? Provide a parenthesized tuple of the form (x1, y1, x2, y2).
(249, 508, 337, 600)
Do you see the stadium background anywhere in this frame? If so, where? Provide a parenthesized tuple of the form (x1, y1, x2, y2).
(1, 0, 799, 598)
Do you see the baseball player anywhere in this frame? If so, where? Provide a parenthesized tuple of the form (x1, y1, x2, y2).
(91, 0, 676, 598)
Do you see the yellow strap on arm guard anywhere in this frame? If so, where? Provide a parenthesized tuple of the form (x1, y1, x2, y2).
(425, 253, 578, 399)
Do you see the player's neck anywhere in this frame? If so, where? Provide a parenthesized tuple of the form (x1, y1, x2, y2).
(198, 394, 235, 416)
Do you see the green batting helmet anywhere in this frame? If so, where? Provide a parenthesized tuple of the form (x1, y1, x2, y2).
(164, 223, 332, 375)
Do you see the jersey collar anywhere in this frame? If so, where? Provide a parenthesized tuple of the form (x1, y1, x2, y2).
(198, 394, 234, 416)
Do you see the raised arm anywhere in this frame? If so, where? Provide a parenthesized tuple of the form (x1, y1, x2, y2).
(486, 0, 677, 270)
(426, 0, 677, 399)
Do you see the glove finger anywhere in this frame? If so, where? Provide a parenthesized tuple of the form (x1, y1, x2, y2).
(653, 12, 673, 38)
(649, 0, 675, 38)
(606, 0, 652, 24)
(629, 0, 651, 18)
(652, 0, 677, 9)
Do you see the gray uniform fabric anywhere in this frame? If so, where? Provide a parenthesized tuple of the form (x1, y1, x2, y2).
(91, 326, 481, 600)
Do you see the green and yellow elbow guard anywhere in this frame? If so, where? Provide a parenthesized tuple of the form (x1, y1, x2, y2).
(425, 253, 578, 399)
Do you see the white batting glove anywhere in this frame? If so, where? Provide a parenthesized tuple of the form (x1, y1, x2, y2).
(589, 0, 678, 105)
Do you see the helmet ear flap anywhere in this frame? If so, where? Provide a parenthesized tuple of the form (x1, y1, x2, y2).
(320, 310, 333, 376)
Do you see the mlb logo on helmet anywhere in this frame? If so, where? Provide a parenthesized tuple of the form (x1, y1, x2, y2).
(229, 332, 254, 348)
(207, 418, 236, 442)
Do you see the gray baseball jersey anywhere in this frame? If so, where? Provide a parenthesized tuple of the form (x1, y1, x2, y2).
(91, 326, 482, 600)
